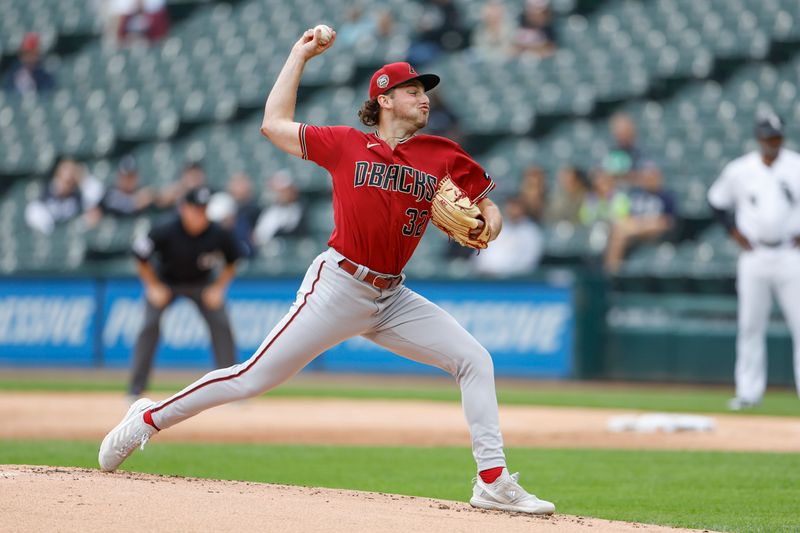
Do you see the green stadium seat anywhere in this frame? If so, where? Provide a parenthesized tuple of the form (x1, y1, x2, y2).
(3, 0, 800, 284)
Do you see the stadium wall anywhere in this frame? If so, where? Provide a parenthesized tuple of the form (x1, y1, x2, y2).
(604, 292, 795, 386)
(1, 276, 794, 387)
(0, 277, 574, 378)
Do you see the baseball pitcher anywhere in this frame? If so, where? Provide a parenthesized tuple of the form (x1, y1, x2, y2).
(99, 25, 555, 515)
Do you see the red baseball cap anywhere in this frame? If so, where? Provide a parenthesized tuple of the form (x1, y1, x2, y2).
(20, 32, 40, 52)
(368, 62, 440, 100)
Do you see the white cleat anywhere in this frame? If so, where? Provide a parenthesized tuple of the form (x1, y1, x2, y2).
(98, 398, 157, 472)
(727, 397, 760, 411)
(470, 468, 555, 515)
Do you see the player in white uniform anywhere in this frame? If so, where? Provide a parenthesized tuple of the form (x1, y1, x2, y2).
(707, 114, 800, 410)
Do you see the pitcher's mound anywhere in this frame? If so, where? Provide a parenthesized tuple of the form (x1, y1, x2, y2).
(1, 465, 701, 532)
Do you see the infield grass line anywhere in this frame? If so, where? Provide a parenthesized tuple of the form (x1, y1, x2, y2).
(1, 440, 798, 532)
(0, 373, 798, 417)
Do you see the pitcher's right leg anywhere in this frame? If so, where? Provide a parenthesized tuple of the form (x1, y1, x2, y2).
(98, 254, 375, 471)
(148, 257, 365, 430)
(100, 254, 373, 471)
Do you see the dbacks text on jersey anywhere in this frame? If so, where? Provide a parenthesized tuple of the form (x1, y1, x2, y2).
(353, 161, 437, 203)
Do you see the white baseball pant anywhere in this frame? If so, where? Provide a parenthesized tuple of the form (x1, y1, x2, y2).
(736, 247, 800, 402)
(148, 248, 506, 471)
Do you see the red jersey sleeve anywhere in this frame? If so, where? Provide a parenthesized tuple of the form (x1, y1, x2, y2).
(299, 124, 351, 171)
(448, 144, 496, 203)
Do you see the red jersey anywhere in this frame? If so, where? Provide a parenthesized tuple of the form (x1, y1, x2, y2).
(299, 125, 496, 274)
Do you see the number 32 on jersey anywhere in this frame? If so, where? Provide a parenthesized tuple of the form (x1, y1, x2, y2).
(402, 208, 429, 237)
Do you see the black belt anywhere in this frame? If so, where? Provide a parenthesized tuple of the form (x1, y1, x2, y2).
(757, 239, 788, 248)
(338, 258, 403, 290)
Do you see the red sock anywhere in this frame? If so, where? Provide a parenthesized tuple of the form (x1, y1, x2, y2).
(479, 466, 504, 484)
(143, 410, 160, 431)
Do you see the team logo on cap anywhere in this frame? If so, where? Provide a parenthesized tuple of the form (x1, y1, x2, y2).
(377, 74, 389, 89)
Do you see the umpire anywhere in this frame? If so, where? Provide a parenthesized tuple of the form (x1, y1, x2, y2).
(129, 185, 242, 398)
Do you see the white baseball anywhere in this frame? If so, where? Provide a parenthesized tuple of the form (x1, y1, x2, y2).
(314, 24, 333, 45)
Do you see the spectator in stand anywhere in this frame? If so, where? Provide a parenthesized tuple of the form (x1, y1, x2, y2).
(604, 165, 676, 274)
(336, 5, 375, 48)
(545, 165, 590, 224)
(3, 32, 55, 95)
(336, 5, 395, 49)
(253, 171, 306, 251)
(375, 11, 396, 42)
(407, 0, 467, 66)
(25, 159, 90, 234)
(225, 172, 262, 258)
(579, 169, 630, 226)
(112, 0, 170, 47)
(79, 163, 106, 212)
(474, 196, 543, 277)
(602, 112, 652, 185)
(156, 161, 207, 209)
(518, 165, 548, 222)
(470, 0, 515, 61)
(514, 0, 557, 58)
(87, 156, 154, 226)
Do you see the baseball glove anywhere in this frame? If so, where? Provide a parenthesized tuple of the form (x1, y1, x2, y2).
(431, 176, 490, 249)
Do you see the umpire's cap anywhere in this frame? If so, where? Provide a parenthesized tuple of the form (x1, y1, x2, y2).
(182, 186, 212, 207)
(754, 112, 784, 139)
(369, 62, 440, 100)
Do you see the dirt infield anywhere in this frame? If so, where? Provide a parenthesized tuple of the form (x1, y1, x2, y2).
(0, 465, 709, 533)
(4, 391, 797, 532)
(1, 392, 799, 451)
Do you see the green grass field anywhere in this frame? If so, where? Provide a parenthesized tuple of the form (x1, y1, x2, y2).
(1, 373, 798, 417)
(2, 373, 799, 531)
(1, 439, 798, 532)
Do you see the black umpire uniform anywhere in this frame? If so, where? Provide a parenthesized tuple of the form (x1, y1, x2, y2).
(129, 186, 243, 397)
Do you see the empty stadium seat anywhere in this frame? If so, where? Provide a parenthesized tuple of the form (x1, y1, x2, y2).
(3, 0, 800, 282)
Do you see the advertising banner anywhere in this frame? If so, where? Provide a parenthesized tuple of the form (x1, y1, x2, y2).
(0, 278, 574, 378)
(320, 281, 574, 377)
(101, 279, 574, 378)
(0, 279, 97, 366)
(101, 279, 305, 369)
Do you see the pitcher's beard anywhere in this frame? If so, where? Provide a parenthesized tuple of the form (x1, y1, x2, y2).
(397, 109, 428, 131)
